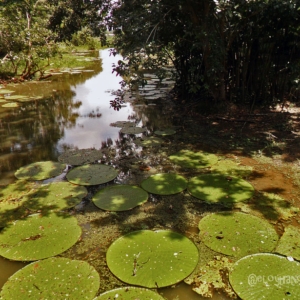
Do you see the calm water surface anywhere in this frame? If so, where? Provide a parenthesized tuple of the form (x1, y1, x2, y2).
(0, 49, 232, 300)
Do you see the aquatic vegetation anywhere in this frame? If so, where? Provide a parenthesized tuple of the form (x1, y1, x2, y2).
(141, 173, 187, 195)
(198, 212, 278, 257)
(211, 159, 253, 177)
(0, 257, 100, 300)
(96, 287, 164, 299)
(0, 212, 81, 261)
(134, 136, 163, 147)
(154, 128, 176, 136)
(2, 103, 19, 108)
(92, 185, 148, 211)
(14, 161, 66, 181)
(110, 121, 136, 127)
(169, 149, 218, 168)
(120, 127, 147, 134)
(229, 253, 300, 300)
(188, 173, 255, 205)
(58, 148, 104, 165)
(0, 89, 15, 94)
(66, 164, 118, 186)
(106, 230, 199, 288)
(276, 226, 300, 260)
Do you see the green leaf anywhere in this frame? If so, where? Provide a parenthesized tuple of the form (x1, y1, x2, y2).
(276, 226, 300, 260)
(169, 150, 218, 169)
(154, 128, 176, 136)
(92, 185, 148, 211)
(211, 159, 253, 177)
(188, 173, 254, 205)
(106, 230, 199, 288)
(14, 161, 66, 181)
(141, 173, 187, 195)
(0, 257, 100, 300)
(0, 212, 82, 261)
(134, 136, 163, 147)
(66, 164, 118, 186)
(230, 253, 300, 300)
(96, 287, 164, 300)
(198, 212, 278, 257)
(120, 127, 147, 134)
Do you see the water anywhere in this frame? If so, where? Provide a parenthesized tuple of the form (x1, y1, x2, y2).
(0, 49, 234, 299)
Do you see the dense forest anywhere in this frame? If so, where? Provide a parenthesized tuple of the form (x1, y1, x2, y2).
(1, 0, 300, 107)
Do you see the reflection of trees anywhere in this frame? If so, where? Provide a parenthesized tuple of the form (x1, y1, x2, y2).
(0, 61, 103, 182)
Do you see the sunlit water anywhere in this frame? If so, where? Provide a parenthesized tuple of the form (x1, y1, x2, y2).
(0, 49, 232, 300)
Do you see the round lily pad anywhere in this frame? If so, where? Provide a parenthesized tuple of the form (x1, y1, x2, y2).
(188, 173, 254, 205)
(229, 253, 300, 300)
(198, 212, 278, 257)
(0, 89, 15, 94)
(134, 136, 163, 147)
(0, 212, 82, 261)
(92, 185, 148, 211)
(211, 159, 253, 177)
(120, 127, 146, 134)
(0, 257, 100, 300)
(169, 150, 218, 168)
(275, 225, 300, 261)
(66, 164, 118, 186)
(141, 173, 187, 195)
(58, 149, 104, 165)
(106, 230, 199, 288)
(2, 102, 19, 108)
(110, 121, 135, 128)
(14, 161, 66, 181)
(4, 95, 30, 101)
(154, 128, 176, 136)
(96, 287, 164, 300)
(22, 181, 87, 212)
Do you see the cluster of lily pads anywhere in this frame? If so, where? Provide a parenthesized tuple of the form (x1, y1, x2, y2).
(1, 114, 300, 299)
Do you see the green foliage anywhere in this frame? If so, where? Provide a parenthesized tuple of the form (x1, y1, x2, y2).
(110, 0, 300, 105)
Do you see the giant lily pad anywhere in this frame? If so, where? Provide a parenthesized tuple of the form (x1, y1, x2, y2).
(96, 287, 164, 300)
(106, 230, 199, 288)
(229, 253, 300, 300)
(198, 212, 278, 257)
(92, 185, 148, 211)
(2, 102, 18, 108)
(0, 89, 15, 94)
(66, 164, 118, 186)
(275, 226, 300, 260)
(14, 161, 66, 181)
(211, 159, 253, 177)
(169, 150, 218, 168)
(141, 173, 187, 195)
(58, 149, 104, 165)
(22, 181, 87, 212)
(110, 121, 135, 128)
(154, 128, 176, 136)
(4, 95, 30, 101)
(0, 257, 100, 300)
(134, 136, 163, 147)
(188, 173, 254, 205)
(0, 212, 81, 261)
(120, 127, 146, 134)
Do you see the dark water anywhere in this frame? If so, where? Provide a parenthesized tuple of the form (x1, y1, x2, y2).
(0, 49, 232, 300)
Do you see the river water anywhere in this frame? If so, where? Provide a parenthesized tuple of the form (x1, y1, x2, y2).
(0, 49, 232, 299)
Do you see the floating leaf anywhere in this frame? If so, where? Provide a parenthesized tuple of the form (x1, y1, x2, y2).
(96, 287, 164, 300)
(110, 121, 136, 128)
(154, 128, 176, 136)
(22, 181, 87, 212)
(2, 102, 18, 108)
(92, 185, 148, 211)
(0, 257, 100, 300)
(106, 230, 199, 288)
(15, 161, 66, 181)
(188, 173, 254, 205)
(198, 212, 278, 257)
(134, 136, 163, 147)
(169, 150, 218, 168)
(0, 212, 81, 261)
(275, 226, 300, 260)
(4, 95, 30, 101)
(120, 127, 146, 134)
(141, 173, 187, 195)
(229, 253, 300, 300)
(58, 149, 104, 165)
(211, 159, 253, 177)
(66, 164, 118, 186)
(0, 89, 15, 94)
